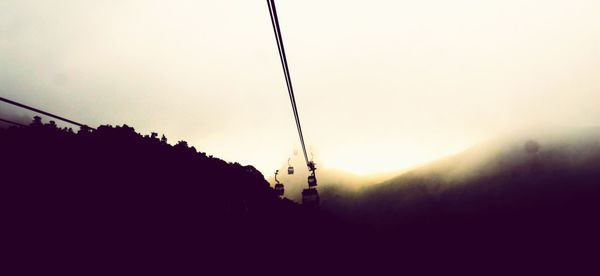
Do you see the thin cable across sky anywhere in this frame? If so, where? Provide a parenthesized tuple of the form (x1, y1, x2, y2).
(0, 117, 26, 127)
(266, 0, 310, 166)
(0, 96, 92, 129)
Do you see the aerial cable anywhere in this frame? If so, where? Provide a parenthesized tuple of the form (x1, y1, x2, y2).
(0, 96, 93, 129)
(0, 117, 26, 127)
(266, 0, 311, 166)
(266, 0, 307, 165)
(266, 0, 319, 207)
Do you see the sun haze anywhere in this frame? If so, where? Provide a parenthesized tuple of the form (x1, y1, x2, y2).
(2, 0, 600, 175)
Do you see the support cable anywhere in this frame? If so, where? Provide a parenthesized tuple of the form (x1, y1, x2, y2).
(266, 0, 311, 167)
(0, 96, 93, 129)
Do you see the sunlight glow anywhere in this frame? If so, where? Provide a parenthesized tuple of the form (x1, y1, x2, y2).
(2, 0, 600, 176)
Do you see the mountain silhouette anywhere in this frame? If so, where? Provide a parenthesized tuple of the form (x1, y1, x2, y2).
(3, 118, 600, 272)
(320, 127, 600, 256)
(0, 117, 355, 273)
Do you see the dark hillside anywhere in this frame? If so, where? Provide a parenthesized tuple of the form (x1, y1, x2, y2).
(4, 119, 600, 272)
(0, 117, 353, 272)
(323, 128, 600, 255)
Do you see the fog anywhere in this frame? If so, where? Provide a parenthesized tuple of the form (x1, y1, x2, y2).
(2, 0, 600, 175)
(0, 104, 34, 127)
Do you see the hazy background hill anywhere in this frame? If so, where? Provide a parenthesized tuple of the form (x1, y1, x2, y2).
(268, 165, 399, 203)
(320, 127, 600, 233)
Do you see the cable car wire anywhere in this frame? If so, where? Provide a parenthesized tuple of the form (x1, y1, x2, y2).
(0, 96, 93, 129)
(0, 117, 26, 127)
(266, 0, 307, 164)
(266, 0, 311, 166)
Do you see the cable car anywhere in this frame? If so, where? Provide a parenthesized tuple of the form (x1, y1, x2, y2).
(287, 158, 294, 174)
(302, 188, 320, 207)
(308, 175, 317, 187)
(274, 183, 285, 196)
(273, 170, 284, 196)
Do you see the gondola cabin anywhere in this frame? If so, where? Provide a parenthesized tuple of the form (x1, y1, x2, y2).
(307, 175, 317, 187)
(287, 166, 294, 175)
(302, 188, 319, 207)
(274, 183, 285, 196)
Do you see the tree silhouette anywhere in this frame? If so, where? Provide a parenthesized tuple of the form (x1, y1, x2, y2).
(1, 119, 338, 272)
(30, 115, 42, 127)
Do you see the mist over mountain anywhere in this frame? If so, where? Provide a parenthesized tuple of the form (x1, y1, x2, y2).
(269, 164, 399, 203)
(263, 126, 600, 264)
(322, 127, 600, 235)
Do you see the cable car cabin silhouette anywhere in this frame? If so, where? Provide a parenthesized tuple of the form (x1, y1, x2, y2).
(302, 188, 320, 207)
(287, 158, 294, 174)
(307, 175, 317, 187)
(273, 170, 285, 196)
(274, 183, 285, 196)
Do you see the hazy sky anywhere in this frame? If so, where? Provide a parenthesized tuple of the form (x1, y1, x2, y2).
(1, 0, 600, 175)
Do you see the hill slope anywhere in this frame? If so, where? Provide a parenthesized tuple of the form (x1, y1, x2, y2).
(4, 120, 600, 271)
(0, 119, 349, 272)
(323, 127, 600, 247)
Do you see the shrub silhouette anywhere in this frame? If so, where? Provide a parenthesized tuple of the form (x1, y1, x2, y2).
(1, 118, 347, 272)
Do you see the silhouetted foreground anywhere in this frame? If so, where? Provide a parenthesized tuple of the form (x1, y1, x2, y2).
(1, 118, 357, 273)
(3, 119, 600, 273)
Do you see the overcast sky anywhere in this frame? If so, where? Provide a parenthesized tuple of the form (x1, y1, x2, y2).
(1, 0, 600, 175)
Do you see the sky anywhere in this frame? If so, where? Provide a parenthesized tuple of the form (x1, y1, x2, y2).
(1, 0, 600, 175)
